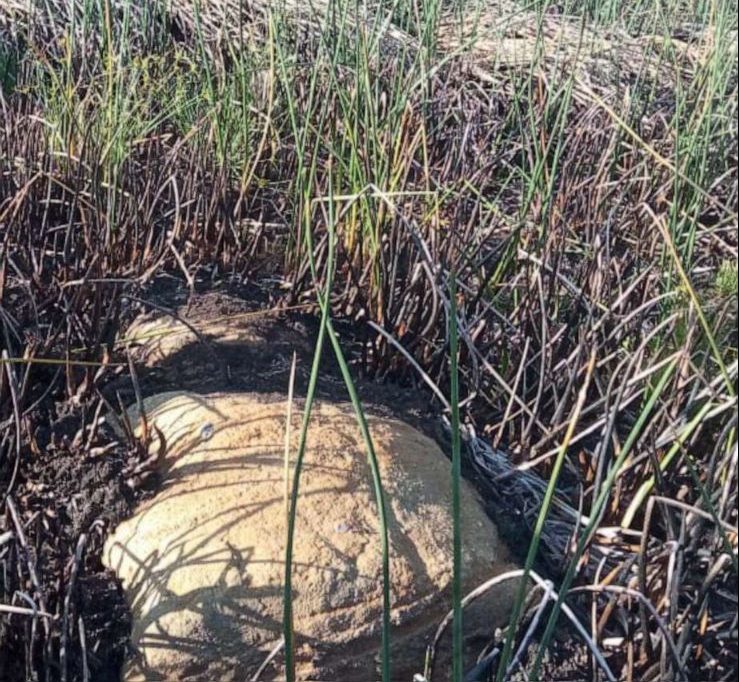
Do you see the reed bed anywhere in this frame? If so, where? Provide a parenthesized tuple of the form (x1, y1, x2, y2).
(1, 1, 737, 680)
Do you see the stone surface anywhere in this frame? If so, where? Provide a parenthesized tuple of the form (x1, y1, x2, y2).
(124, 313, 262, 367)
(104, 391, 517, 680)
(118, 296, 317, 398)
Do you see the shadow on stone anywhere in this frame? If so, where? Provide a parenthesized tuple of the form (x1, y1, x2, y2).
(105, 392, 519, 680)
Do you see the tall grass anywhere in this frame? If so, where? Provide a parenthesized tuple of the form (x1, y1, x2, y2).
(449, 274, 463, 681)
(1, 0, 737, 680)
(282, 175, 393, 679)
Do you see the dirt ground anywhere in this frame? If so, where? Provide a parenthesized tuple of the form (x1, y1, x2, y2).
(1, 402, 136, 680)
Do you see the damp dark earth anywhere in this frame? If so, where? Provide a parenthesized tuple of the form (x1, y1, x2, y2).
(1, 2, 737, 681)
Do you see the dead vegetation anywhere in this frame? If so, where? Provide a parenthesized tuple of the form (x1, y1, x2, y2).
(1, 1, 737, 680)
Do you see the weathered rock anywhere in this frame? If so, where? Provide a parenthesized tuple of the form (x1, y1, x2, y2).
(104, 392, 517, 680)
(119, 295, 315, 397)
(124, 295, 311, 367)
(124, 313, 262, 367)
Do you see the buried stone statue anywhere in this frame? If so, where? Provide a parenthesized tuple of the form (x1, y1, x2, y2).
(104, 391, 518, 680)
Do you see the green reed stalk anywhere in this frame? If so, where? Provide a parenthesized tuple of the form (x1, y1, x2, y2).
(449, 275, 463, 682)
(306, 183, 392, 681)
